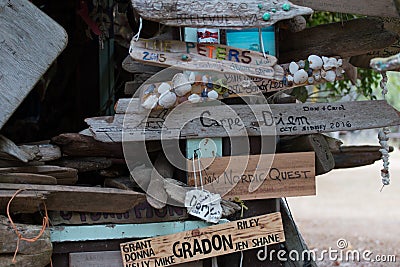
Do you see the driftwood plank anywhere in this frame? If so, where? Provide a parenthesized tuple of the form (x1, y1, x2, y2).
(187, 152, 315, 200)
(0, 0, 67, 129)
(0, 134, 32, 162)
(123, 55, 165, 74)
(88, 99, 400, 142)
(129, 39, 283, 80)
(49, 157, 113, 172)
(333, 145, 393, 169)
(0, 183, 146, 213)
(0, 165, 78, 184)
(291, 0, 399, 17)
(18, 143, 62, 162)
(120, 213, 284, 266)
(279, 18, 398, 63)
(131, 0, 312, 28)
(351, 18, 400, 69)
(0, 173, 57, 185)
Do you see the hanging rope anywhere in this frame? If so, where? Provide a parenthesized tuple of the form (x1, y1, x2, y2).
(6, 189, 51, 265)
(379, 72, 391, 191)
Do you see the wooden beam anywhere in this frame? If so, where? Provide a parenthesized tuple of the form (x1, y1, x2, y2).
(0, 134, 32, 162)
(120, 213, 284, 266)
(187, 152, 316, 200)
(131, 0, 312, 28)
(0, 173, 57, 185)
(279, 18, 398, 63)
(332, 145, 393, 169)
(0, 183, 146, 213)
(0, 0, 67, 129)
(291, 0, 399, 17)
(88, 99, 400, 142)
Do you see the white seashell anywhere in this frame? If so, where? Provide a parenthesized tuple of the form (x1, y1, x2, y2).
(289, 62, 299, 75)
(298, 60, 305, 68)
(293, 69, 308, 84)
(287, 75, 294, 82)
(188, 94, 201, 103)
(188, 72, 196, 84)
(308, 55, 323, 70)
(158, 91, 177, 108)
(173, 73, 192, 96)
(321, 69, 327, 78)
(324, 70, 336, 82)
(207, 90, 219, 100)
(337, 59, 343, 67)
(323, 57, 338, 70)
(308, 77, 314, 84)
(157, 82, 171, 94)
(141, 94, 158, 110)
(202, 75, 208, 84)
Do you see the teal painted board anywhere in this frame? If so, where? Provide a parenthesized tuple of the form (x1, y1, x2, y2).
(186, 138, 223, 159)
(226, 27, 276, 56)
(50, 219, 229, 242)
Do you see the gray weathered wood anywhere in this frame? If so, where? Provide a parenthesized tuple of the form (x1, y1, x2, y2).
(0, 183, 146, 213)
(278, 134, 335, 175)
(351, 18, 400, 69)
(131, 0, 313, 28)
(0, 0, 67, 129)
(18, 144, 61, 162)
(333, 145, 394, 169)
(88, 99, 400, 142)
(122, 55, 165, 74)
(0, 215, 52, 255)
(0, 165, 78, 185)
(292, 0, 399, 17)
(49, 157, 113, 172)
(0, 173, 57, 185)
(279, 18, 398, 63)
(0, 135, 32, 162)
(129, 39, 283, 80)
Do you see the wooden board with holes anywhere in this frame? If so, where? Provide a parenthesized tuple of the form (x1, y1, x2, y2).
(291, 0, 399, 17)
(131, 0, 312, 28)
(120, 213, 284, 267)
(187, 152, 315, 200)
(129, 39, 284, 80)
(0, 0, 67, 129)
(87, 99, 400, 142)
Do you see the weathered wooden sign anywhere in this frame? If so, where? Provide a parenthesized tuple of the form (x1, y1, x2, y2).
(49, 201, 187, 225)
(120, 212, 284, 266)
(0, 0, 67, 129)
(291, 0, 399, 17)
(87, 99, 400, 142)
(129, 39, 284, 80)
(350, 18, 400, 69)
(130, 0, 312, 28)
(187, 152, 315, 200)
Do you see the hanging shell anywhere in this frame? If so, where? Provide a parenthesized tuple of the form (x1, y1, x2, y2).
(322, 57, 338, 70)
(173, 73, 192, 96)
(287, 75, 294, 82)
(289, 62, 299, 75)
(293, 69, 308, 84)
(188, 94, 201, 103)
(298, 60, 305, 68)
(323, 70, 336, 82)
(157, 82, 171, 94)
(308, 55, 323, 70)
(207, 90, 219, 100)
(158, 91, 177, 108)
(144, 84, 156, 95)
(141, 94, 158, 110)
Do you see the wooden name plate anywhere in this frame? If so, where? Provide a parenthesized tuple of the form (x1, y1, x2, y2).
(131, 0, 313, 28)
(87, 99, 400, 142)
(187, 152, 316, 200)
(129, 39, 284, 80)
(120, 213, 285, 266)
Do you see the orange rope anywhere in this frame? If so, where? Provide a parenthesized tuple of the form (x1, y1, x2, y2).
(6, 188, 50, 264)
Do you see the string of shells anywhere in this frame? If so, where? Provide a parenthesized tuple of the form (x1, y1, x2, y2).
(285, 55, 344, 85)
(141, 72, 222, 110)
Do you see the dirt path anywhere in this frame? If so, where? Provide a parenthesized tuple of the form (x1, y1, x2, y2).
(287, 135, 400, 266)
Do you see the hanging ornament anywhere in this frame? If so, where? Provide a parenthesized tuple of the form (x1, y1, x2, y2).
(378, 72, 391, 190)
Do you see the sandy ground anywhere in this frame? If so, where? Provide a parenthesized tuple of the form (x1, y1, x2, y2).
(287, 131, 400, 266)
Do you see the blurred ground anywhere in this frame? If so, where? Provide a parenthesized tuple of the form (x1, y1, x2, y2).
(287, 130, 400, 266)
